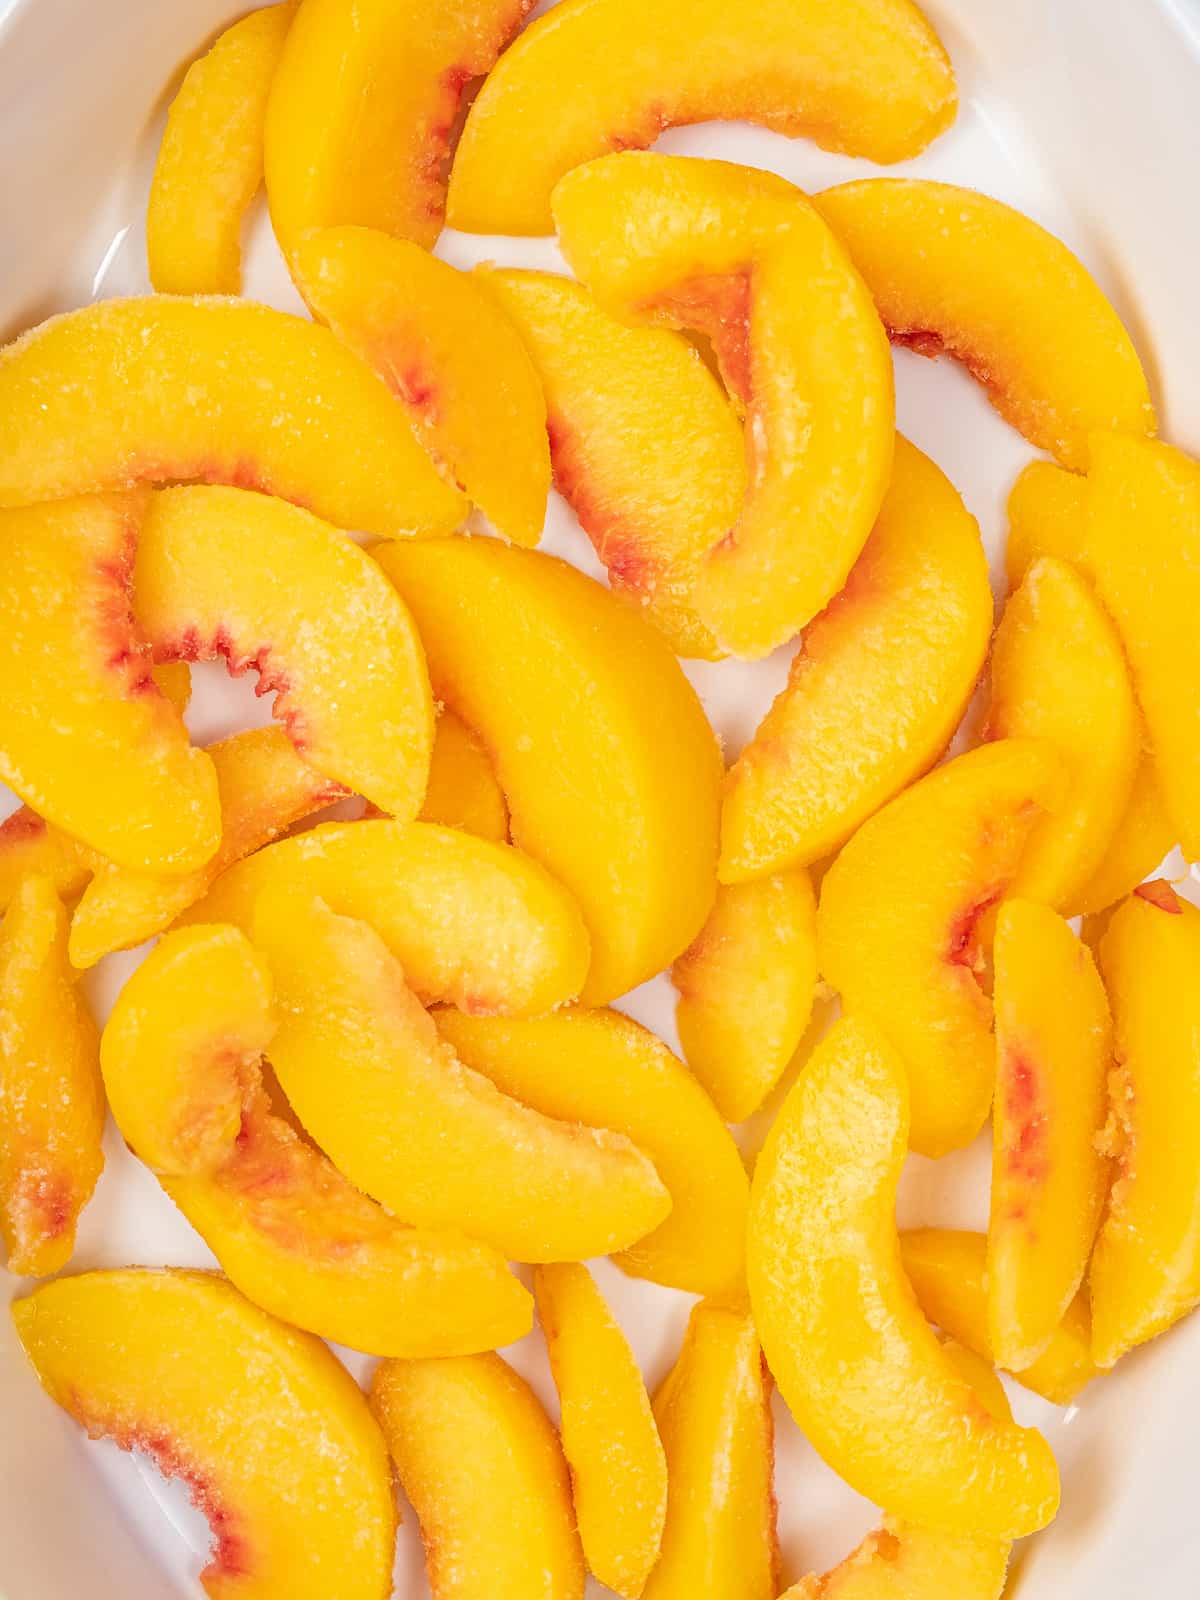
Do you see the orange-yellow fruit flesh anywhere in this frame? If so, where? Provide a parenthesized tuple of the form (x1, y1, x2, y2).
(988, 901, 1112, 1372)
(814, 179, 1155, 470)
(372, 1351, 585, 1600)
(13, 1269, 397, 1599)
(147, 4, 294, 295)
(817, 740, 1063, 1158)
(0, 297, 465, 536)
(448, 0, 956, 234)
(420, 710, 509, 842)
(483, 267, 745, 659)
(721, 435, 992, 878)
(293, 229, 550, 547)
(535, 1264, 667, 1598)
(0, 810, 92, 913)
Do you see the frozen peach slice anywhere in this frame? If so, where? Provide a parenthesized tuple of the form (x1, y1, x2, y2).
(13, 1268, 396, 1598)
(672, 868, 817, 1123)
(721, 435, 992, 879)
(0, 494, 220, 874)
(420, 710, 508, 843)
(817, 739, 1063, 1158)
(535, 1263, 667, 1598)
(483, 267, 745, 658)
(372, 1351, 585, 1600)
(0, 809, 92, 913)
(448, 0, 955, 235)
(553, 153, 895, 658)
(814, 180, 1155, 470)
(435, 1006, 748, 1298)
(376, 536, 721, 1002)
(748, 1015, 1061, 1538)
(0, 297, 464, 535)
(147, 3, 294, 295)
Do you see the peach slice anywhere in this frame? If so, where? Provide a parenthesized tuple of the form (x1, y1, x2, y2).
(293, 228, 549, 547)
(0, 809, 92, 913)
(553, 153, 895, 658)
(535, 1263, 667, 1598)
(0, 493, 220, 874)
(435, 1006, 749, 1298)
(814, 179, 1155, 470)
(482, 266, 745, 659)
(371, 1351, 585, 1600)
(376, 536, 721, 1003)
(147, 4, 294, 295)
(672, 868, 817, 1123)
(0, 297, 465, 535)
(420, 710, 509, 843)
(13, 1268, 396, 1598)
(0, 877, 103, 1277)
(749, 1015, 1060, 1537)
(721, 435, 993, 879)
(448, 0, 956, 235)
(817, 739, 1063, 1158)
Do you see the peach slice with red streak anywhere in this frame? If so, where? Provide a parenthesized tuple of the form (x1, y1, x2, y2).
(448, 0, 956, 235)
(420, 709, 509, 843)
(0, 297, 465, 536)
(13, 1268, 397, 1598)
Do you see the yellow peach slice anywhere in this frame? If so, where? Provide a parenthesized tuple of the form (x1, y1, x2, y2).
(420, 710, 509, 843)
(721, 435, 992, 878)
(482, 266, 745, 658)
(817, 739, 1063, 1158)
(147, 4, 294, 295)
(553, 154, 895, 658)
(0, 297, 464, 535)
(449, 0, 955, 235)
(672, 869, 817, 1123)
(0, 809, 92, 913)
(13, 1268, 396, 1598)
(376, 536, 721, 1002)
(749, 1015, 1060, 1537)
(435, 1006, 749, 1297)
(371, 1351, 585, 1600)
(535, 1263, 667, 1598)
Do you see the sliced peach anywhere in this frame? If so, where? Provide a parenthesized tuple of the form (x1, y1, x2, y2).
(0, 809, 92, 912)
(535, 1263, 667, 1598)
(553, 153, 895, 658)
(376, 536, 721, 1002)
(0, 297, 465, 535)
(748, 1015, 1060, 1537)
(448, 0, 955, 235)
(147, 4, 294, 295)
(817, 739, 1063, 1158)
(435, 1006, 749, 1297)
(420, 710, 508, 843)
(371, 1351, 585, 1600)
(721, 435, 992, 878)
(13, 1268, 396, 1598)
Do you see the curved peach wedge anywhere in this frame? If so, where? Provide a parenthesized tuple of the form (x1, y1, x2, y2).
(748, 1015, 1060, 1538)
(420, 710, 509, 843)
(449, 0, 956, 235)
(13, 1269, 396, 1598)
(0, 809, 92, 913)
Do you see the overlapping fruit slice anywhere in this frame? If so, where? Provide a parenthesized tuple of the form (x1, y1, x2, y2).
(419, 710, 509, 843)
(0, 809, 92, 913)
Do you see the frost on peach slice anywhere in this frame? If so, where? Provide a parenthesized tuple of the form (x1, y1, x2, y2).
(0, 297, 465, 536)
(721, 436, 993, 879)
(420, 709, 509, 843)
(449, 0, 955, 235)
(748, 1016, 1061, 1539)
(13, 1268, 397, 1599)
(814, 179, 1155, 470)
(100, 923, 530, 1356)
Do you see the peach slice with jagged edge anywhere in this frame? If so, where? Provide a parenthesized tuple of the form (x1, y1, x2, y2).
(721, 435, 993, 880)
(147, 3, 294, 295)
(482, 266, 745, 659)
(13, 1268, 397, 1598)
(553, 153, 895, 659)
(375, 536, 722, 1003)
(420, 710, 508, 842)
(371, 1350, 585, 1600)
(100, 922, 531, 1356)
(535, 1263, 667, 1598)
(813, 179, 1156, 471)
(817, 739, 1063, 1158)
(448, 0, 956, 235)
(748, 1014, 1061, 1538)
(0, 297, 465, 536)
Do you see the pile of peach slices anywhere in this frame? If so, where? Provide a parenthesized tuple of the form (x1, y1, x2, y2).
(4, 0, 1200, 1595)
